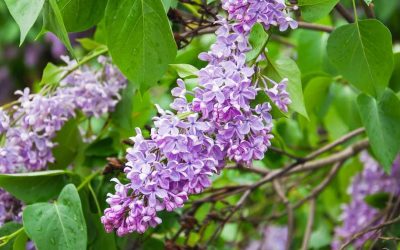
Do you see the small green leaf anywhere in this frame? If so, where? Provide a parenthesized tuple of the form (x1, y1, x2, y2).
(42, 0, 74, 56)
(76, 38, 103, 51)
(56, 0, 108, 32)
(247, 23, 269, 62)
(364, 192, 390, 209)
(327, 20, 394, 97)
(105, 0, 177, 90)
(23, 184, 87, 250)
(357, 89, 400, 171)
(4, 0, 45, 45)
(169, 64, 199, 78)
(40, 62, 64, 86)
(364, 0, 373, 5)
(264, 57, 309, 119)
(0, 170, 71, 204)
(298, 0, 339, 22)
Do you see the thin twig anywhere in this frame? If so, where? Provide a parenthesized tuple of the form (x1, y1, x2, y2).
(301, 199, 316, 250)
(361, 0, 375, 18)
(304, 128, 365, 161)
(335, 3, 355, 22)
(207, 190, 251, 244)
(297, 21, 334, 33)
(273, 180, 294, 250)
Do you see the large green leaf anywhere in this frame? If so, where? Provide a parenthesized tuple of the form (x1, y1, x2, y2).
(357, 89, 400, 171)
(42, 0, 74, 55)
(3, 0, 45, 45)
(105, 0, 177, 90)
(23, 184, 87, 250)
(56, 0, 107, 32)
(327, 20, 394, 97)
(265, 57, 308, 119)
(298, 0, 339, 22)
(0, 170, 71, 204)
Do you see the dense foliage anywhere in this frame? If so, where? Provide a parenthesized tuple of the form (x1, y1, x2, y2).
(0, 0, 400, 249)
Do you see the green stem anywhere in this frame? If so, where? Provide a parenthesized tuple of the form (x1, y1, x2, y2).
(61, 46, 109, 81)
(351, 0, 359, 23)
(77, 170, 101, 191)
(0, 227, 24, 247)
(88, 183, 102, 215)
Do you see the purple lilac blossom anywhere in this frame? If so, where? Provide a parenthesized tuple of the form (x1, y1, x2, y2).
(332, 152, 400, 249)
(0, 56, 126, 225)
(102, 0, 296, 236)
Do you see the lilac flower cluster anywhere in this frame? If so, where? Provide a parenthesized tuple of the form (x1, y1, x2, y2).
(221, 0, 298, 32)
(332, 152, 400, 249)
(102, 0, 296, 236)
(0, 56, 126, 225)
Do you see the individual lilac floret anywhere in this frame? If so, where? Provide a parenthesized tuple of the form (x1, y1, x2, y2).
(0, 109, 9, 134)
(332, 153, 400, 249)
(264, 78, 291, 112)
(103, 0, 296, 236)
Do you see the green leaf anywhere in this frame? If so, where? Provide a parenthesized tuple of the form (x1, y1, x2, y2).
(364, 0, 373, 5)
(105, 0, 177, 90)
(298, 0, 339, 22)
(247, 23, 269, 62)
(169, 64, 199, 78)
(23, 184, 87, 250)
(364, 192, 390, 209)
(3, 0, 45, 45)
(265, 57, 308, 119)
(357, 89, 400, 171)
(50, 119, 83, 170)
(111, 82, 155, 138)
(327, 20, 394, 97)
(56, 0, 107, 32)
(76, 38, 103, 51)
(0, 170, 71, 204)
(42, 0, 74, 56)
(304, 76, 332, 115)
(40, 62, 64, 86)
